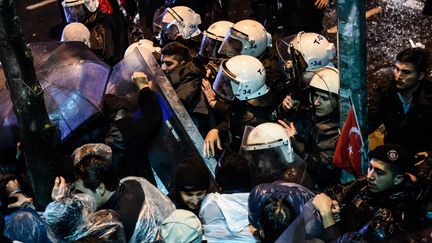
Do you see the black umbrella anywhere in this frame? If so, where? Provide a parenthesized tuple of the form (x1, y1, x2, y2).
(0, 42, 111, 149)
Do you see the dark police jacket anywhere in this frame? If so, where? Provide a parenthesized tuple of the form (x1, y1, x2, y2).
(323, 177, 421, 242)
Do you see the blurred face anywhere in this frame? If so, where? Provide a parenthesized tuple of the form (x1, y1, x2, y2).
(312, 89, 337, 117)
(393, 61, 422, 91)
(161, 55, 183, 74)
(366, 159, 396, 193)
(179, 190, 207, 210)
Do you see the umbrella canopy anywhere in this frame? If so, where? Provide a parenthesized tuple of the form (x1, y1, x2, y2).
(0, 42, 111, 150)
(32, 42, 111, 141)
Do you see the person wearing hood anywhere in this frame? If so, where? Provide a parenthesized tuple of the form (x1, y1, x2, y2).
(73, 154, 175, 242)
(161, 209, 203, 243)
(248, 181, 324, 242)
(168, 158, 211, 216)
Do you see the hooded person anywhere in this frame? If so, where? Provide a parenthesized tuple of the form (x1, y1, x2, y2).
(161, 209, 203, 243)
(199, 151, 258, 242)
(168, 158, 211, 216)
(44, 193, 97, 241)
(248, 181, 324, 242)
(73, 154, 175, 242)
(4, 208, 50, 243)
(71, 143, 112, 166)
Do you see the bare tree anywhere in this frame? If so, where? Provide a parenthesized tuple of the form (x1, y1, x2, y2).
(0, 0, 57, 209)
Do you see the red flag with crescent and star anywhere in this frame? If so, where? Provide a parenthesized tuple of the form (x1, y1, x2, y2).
(333, 107, 363, 177)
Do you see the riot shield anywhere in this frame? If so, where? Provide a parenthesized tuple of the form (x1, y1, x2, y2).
(109, 47, 217, 191)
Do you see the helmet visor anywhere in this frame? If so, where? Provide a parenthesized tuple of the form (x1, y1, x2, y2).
(62, 3, 88, 23)
(218, 28, 247, 57)
(199, 34, 224, 59)
(240, 126, 302, 186)
(275, 34, 297, 63)
(161, 23, 180, 43)
(212, 61, 239, 101)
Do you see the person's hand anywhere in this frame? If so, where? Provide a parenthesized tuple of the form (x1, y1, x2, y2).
(281, 95, 300, 111)
(315, 0, 329, 9)
(8, 193, 33, 208)
(202, 78, 217, 106)
(105, 81, 117, 94)
(312, 193, 340, 215)
(51, 176, 69, 201)
(278, 119, 297, 138)
(204, 129, 222, 158)
(132, 71, 151, 90)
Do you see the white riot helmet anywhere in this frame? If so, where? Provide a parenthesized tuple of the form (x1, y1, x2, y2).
(305, 66, 340, 95)
(240, 122, 294, 165)
(218, 19, 272, 57)
(290, 31, 335, 71)
(161, 6, 201, 42)
(124, 39, 161, 57)
(213, 55, 268, 101)
(62, 0, 99, 23)
(199, 20, 234, 59)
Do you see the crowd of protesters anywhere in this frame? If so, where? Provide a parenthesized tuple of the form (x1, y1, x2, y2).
(1, 0, 432, 242)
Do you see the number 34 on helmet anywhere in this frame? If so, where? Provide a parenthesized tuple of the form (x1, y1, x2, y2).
(213, 55, 269, 101)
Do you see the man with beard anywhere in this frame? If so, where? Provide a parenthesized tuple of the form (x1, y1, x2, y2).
(369, 47, 432, 155)
(312, 144, 421, 242)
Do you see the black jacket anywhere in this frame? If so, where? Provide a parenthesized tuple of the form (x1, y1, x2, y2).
(109, 88, 162, 185)
(100, 180, 145, 242)
(368, 79, 432, 154)
(323, 177, 421, 242)
(290, 111, 341, 191)
(85, 11, 128, 65)
(169, 61, 208, 116)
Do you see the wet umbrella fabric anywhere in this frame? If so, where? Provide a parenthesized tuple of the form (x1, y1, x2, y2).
(0, 42, 111, 149)
(32, 42, 111, 141)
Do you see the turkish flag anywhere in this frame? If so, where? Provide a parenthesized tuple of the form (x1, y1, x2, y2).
(333, 108, 363, 177)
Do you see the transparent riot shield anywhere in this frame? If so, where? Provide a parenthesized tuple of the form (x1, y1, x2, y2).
(108, 47, 217, 191)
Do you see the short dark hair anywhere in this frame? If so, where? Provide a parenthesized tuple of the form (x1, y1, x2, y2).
(74, 155, 119, 192)
(259, 198, 297, 242)
(396, 48, 430, 73)
(161, 42, 191, 62)
(216, 151, 251, 193)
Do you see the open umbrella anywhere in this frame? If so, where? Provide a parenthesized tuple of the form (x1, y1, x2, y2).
(30, 41, 111, 141)
(0, 42, 111, 149)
